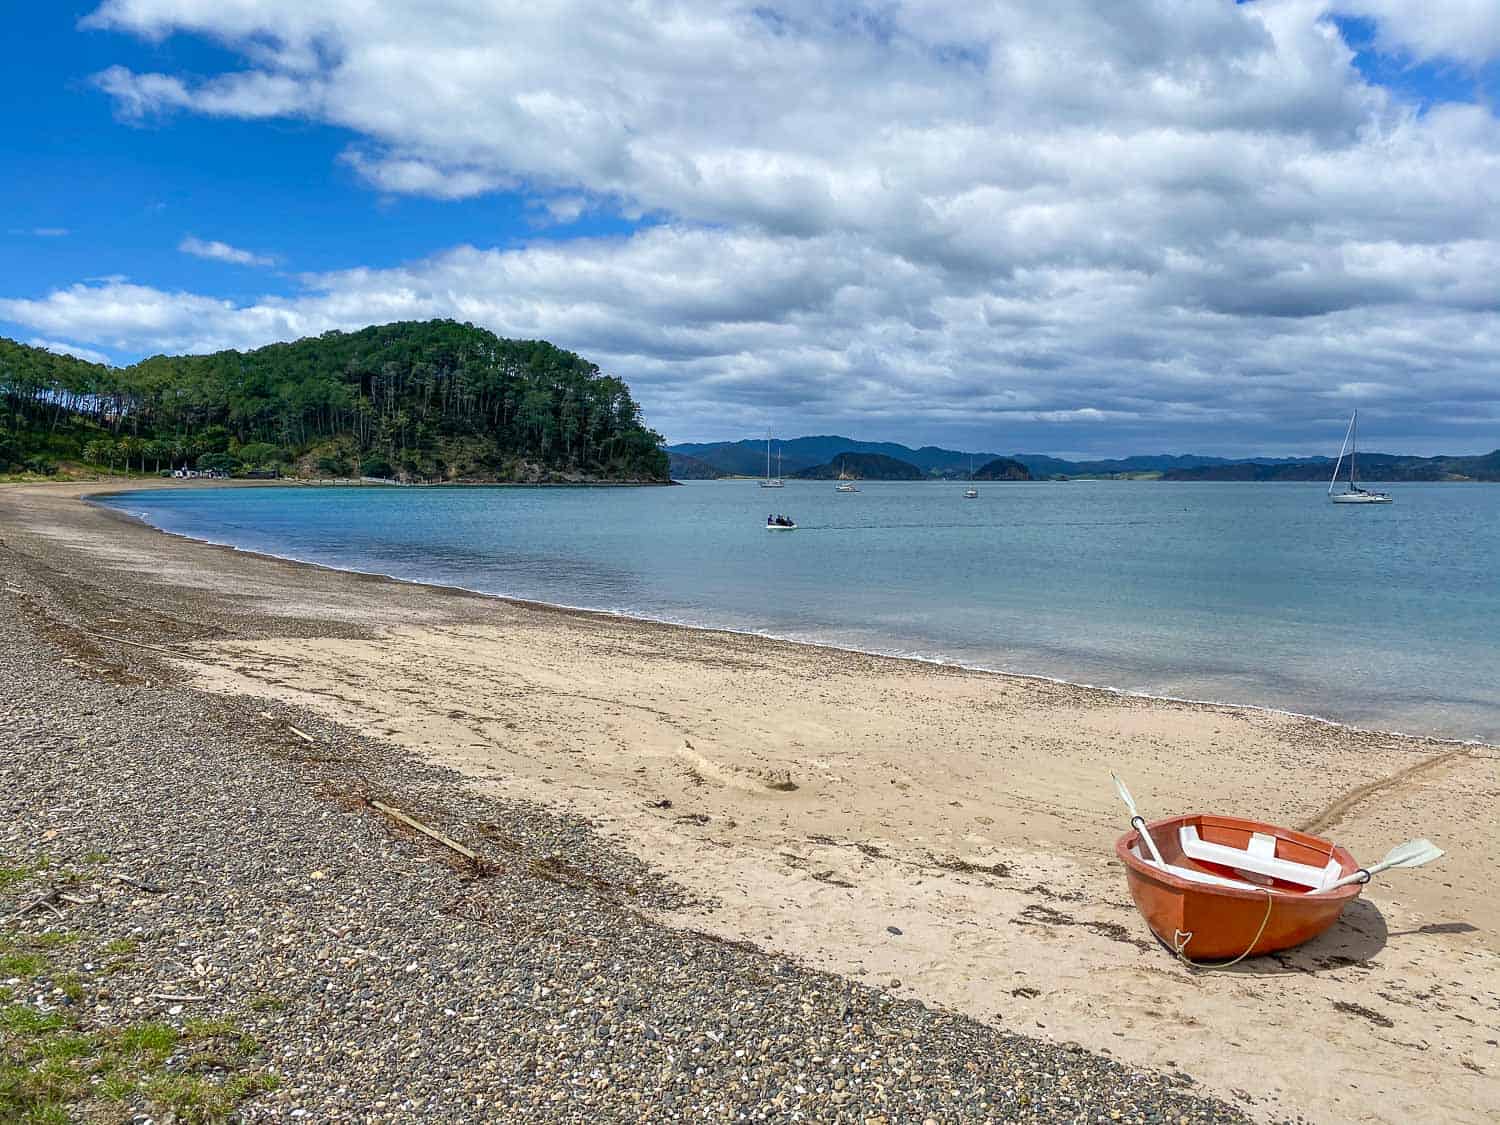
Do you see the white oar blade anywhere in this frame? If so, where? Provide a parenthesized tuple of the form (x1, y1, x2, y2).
(1377, 839, 1444, 871)
(1111, 774, 1137, 816)
(1109, 774, 1165, 864)
(1328, 838, 1445, 890)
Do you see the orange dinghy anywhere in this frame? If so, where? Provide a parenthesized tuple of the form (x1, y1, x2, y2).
(1116, 813, 1364, 962)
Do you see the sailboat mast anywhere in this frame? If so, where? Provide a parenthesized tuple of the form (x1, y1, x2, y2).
(1350, 410, 1358, 488)
(766, 431, 771, 481)
(1329, 412, 1354, 495)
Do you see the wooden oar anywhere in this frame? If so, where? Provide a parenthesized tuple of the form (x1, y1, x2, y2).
(1111, 774, 1165, 864)
(1326, 838, 1444, 890)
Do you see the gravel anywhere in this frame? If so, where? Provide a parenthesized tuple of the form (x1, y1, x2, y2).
(0, 493, 1253, 1122)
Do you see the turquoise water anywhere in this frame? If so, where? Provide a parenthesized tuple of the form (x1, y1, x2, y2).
(100, 481, 1500, 743)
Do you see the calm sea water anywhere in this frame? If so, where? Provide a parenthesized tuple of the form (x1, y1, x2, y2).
(100, 481, 1500, 744)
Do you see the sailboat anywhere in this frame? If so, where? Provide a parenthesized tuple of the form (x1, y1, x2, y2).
(963, 454, 978, 499)
(835, 456, 859, 492)
(760, 431, 784, 488)
(1328, 410, 1391, 504)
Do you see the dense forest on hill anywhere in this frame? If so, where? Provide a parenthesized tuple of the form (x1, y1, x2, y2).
(0, 321, 668, 482)
(792, 452, 924, 480)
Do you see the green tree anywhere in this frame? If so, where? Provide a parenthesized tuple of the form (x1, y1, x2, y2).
(82, 438, 114, 468)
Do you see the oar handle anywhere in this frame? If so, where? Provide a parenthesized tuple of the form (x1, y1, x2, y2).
(1130, 815, 1166, 865)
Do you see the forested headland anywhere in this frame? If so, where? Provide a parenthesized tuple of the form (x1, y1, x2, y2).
(0, 321, 669, 482)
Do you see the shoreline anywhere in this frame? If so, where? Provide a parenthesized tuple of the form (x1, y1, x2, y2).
(88, 481, 1492, 752)
(7, 478, 1499, 1124)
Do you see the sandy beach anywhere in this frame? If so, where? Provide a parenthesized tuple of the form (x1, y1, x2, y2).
(4, 479, 1497, 1123)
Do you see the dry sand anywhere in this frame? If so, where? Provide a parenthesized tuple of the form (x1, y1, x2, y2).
(5, 480, 1498, 1123)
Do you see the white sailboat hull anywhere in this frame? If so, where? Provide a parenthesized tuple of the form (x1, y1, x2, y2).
(836, 483, 857, 492)
(760, 480, 784, 488)
(1331, 491, 1392, 504)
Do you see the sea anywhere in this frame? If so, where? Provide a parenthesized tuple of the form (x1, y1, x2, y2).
(98, 480, 1500, 745)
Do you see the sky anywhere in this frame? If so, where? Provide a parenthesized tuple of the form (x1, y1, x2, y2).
(3, 2, 1500, 457)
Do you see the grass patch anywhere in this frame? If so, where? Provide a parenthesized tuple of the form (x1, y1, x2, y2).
(24, 933, 77, 951)
(117, 1021, 178, 1063)
(0, 953, 47, 979)
(2, 996, 275, 1123)
(100, 937, 137, 958)
(0, 866, 37, 893)
(247, 991, 289, 1013)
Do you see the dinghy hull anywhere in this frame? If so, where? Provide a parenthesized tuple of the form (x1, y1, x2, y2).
(1117, 813, 1363, 961)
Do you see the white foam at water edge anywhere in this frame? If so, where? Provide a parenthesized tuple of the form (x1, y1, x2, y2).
(85, 493, 1492, 752)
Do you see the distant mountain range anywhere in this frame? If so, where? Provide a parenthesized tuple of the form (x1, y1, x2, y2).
(666, 435, 1500, 482)
(667, 436, 1338, 480)
(1165, 450, 1500, 482)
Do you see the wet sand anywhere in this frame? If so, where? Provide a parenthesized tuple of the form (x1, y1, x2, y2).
(5, 479, 1497, 1123)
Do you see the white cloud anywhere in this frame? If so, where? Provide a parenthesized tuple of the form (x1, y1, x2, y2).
(5, 224, 1498, 453)
(178, 235, 277, 267)
(1335, 1, 1500, 64)
(95, 65, 314, 119)
(16, 0, 1497, 452)
(28, 338, 113, 366)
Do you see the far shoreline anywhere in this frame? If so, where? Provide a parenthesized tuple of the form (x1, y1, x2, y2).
(80, 477, 1493, 754)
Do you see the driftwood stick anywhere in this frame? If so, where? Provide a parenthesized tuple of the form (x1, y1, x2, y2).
(151, 993, 210, 1003)
(111, 873, 165, 894)
(5, 888, 63, 922)
(287, 726, 318, 745)
(368, 800, 479, 863)
(76, 629, 183, 656)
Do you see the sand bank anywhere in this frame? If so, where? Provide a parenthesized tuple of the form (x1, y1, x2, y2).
(5, 480, 1497, 1123)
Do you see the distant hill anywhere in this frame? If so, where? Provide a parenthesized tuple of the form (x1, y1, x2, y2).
(972, 457, 1032, 481)
(792, 452, 924, 480)
(667, 435, 1006, 477)
(1164, 451, 1500, 482)
(667, 451, 726, 479)
(1011, 453, 1332, 478)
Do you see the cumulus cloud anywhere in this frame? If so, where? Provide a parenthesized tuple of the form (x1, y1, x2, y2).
(5, 225, 1498, 454)
(178, 236, 278, 267)
(12, 0, 1496, 453)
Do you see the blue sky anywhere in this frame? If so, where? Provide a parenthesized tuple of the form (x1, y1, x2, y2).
(4, 2, 1500, 456)
(2, 4, 643, 308)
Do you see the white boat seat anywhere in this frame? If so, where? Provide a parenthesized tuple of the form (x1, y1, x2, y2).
(1179, 826, 1341, 890)
(1129, 844, 1287, 893)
